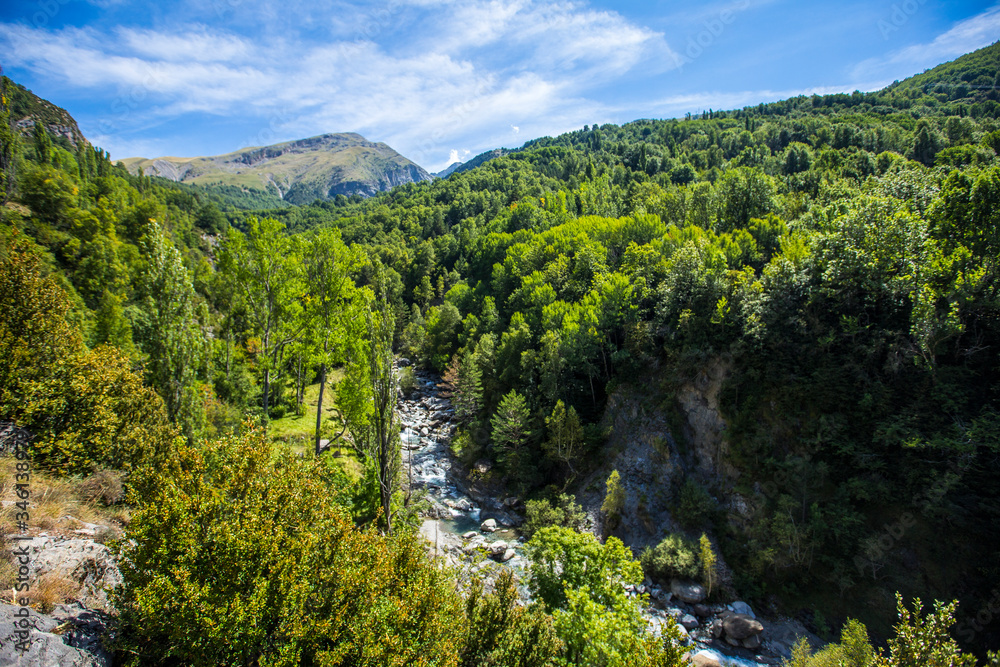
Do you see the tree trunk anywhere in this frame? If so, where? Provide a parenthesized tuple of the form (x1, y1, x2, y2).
(314, 363, 326, 457)
(262, 367, 270, 422)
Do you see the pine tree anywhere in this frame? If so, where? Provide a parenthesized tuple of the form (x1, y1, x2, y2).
(454, 348, 483, 423)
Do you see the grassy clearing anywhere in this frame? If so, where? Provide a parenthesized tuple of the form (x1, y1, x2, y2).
(268, 371, 365, 481)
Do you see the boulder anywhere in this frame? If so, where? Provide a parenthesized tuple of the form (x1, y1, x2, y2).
(487, 541, 507, 556)
(722, 613, 764, 640)
(729, 600, 755, 618)
(25, 538, 121, 611)
(0, 603, 108, 667)
(690, 651, 723, 667)
(742, 633, 762, 650)
(480, 518, 497, 532)
(500, 549, 516, 562)
(693, 603, 712, 617)
(710, 619, 724, 638)
(670, 579, 706, 604)
(461, 531, 478, 539)
(473, 460, 493, 475)
(679, 614, 699, 630)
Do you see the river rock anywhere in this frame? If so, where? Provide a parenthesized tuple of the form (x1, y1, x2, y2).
(462, 531, 478, 539)
(670, 579, 706, 604)
(693, 603, 712, 617)
(722, 613, 764, 640)
(487, 541, 507, 555)
(742, 633, 762, 650)
(729, 600, 755, 618)
(690, 651, 723, 667)
(710, 619, 724, 638)
(473, 460, 492, 475)
(680, 614, 699, 630)
(480, 518, 497, 532)
(500, 549, 516, 562)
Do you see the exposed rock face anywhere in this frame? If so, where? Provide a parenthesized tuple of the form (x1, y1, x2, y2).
(676, 357, 732, 475)
(23, 537, 121, 611)
(0, 603, 110, 667)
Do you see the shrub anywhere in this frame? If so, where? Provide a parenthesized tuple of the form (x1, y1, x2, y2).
(523, 493, 587, 539)
(640, 533, 700, 582)
(399, 365, 417, 396)
(76, 468, 125, 505)
(675, 478, 714, 529)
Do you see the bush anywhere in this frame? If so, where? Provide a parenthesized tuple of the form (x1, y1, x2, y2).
(399, 365, 417, 396)
(640, 533, 700, 582)
(523, 493, 587, 539)
(675, 478, 714, 529)
(114, 424, 465, 666)
(76, 468, 124, 505)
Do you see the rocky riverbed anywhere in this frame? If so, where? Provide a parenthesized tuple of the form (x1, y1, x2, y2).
(398, 368, 819, 667)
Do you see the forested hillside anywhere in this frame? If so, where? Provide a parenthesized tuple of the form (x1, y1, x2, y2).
(1, 41, 1000, 665)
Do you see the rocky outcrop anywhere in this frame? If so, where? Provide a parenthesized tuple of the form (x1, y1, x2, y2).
(0, 603, 110, 667)
(676, 357, 733, 476)
(22, 537, 121, 611)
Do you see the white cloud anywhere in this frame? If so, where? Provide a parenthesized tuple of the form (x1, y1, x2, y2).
(852, 5, 1000, 82)
(0, 0, 674, 171)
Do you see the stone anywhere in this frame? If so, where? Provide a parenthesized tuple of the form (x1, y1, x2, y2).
(462, 531, 478, 539)
(680, 614, 699, 630)
(722, 613, 764, 640)
(500, 549, 516, 562)
(503, 496, 519, 507)
(474, 460, 493, 475)
(0, 602, 108, 666)
(729, 600, 755, 618)
(690, 650, 723, 667)
(480, 518, 497, 532)
(670, 579, 706, 604)
(710, 619, 724, 638)
(742, 633, 762, 650)
(693, 603, 712, 617)
(487, 541, 507, 556)
(25, 538, 121, 611)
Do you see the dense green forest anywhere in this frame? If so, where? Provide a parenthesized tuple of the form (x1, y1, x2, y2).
(2, 42, 1000, 666)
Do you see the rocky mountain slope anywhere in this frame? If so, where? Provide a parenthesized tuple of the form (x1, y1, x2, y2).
(122, 133, 431, 204)
(3, 76, 88, 149)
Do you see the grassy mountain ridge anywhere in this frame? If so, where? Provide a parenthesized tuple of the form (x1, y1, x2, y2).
(121, 132, 432, 205)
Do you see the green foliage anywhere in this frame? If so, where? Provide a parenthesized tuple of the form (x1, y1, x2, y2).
(523, 493, 587, 539)
(492, 389, 532, 488)
(640, 533, 700, 582)
(875, 595, 977, 667)
(460, 569, 562, 667)
(601, 469, 625, 529)
(526, 526, 686, 667)
(115, 424, 464, 666)
(699, 534, 717, 597)
(526, 526, 641, 611)
(675, 478, 715, 530)
(543, 399, 584, 477)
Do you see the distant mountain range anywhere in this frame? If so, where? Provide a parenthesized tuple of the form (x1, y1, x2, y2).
(121, 133, 432, 205)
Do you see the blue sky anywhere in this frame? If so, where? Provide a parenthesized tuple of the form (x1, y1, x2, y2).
(1, 0, 997, 172)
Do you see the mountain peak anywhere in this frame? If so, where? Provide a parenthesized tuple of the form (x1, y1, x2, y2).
(122, 132, 431, 204)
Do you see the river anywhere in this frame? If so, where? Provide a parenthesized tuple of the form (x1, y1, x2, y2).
(398, 368, 781, 667)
